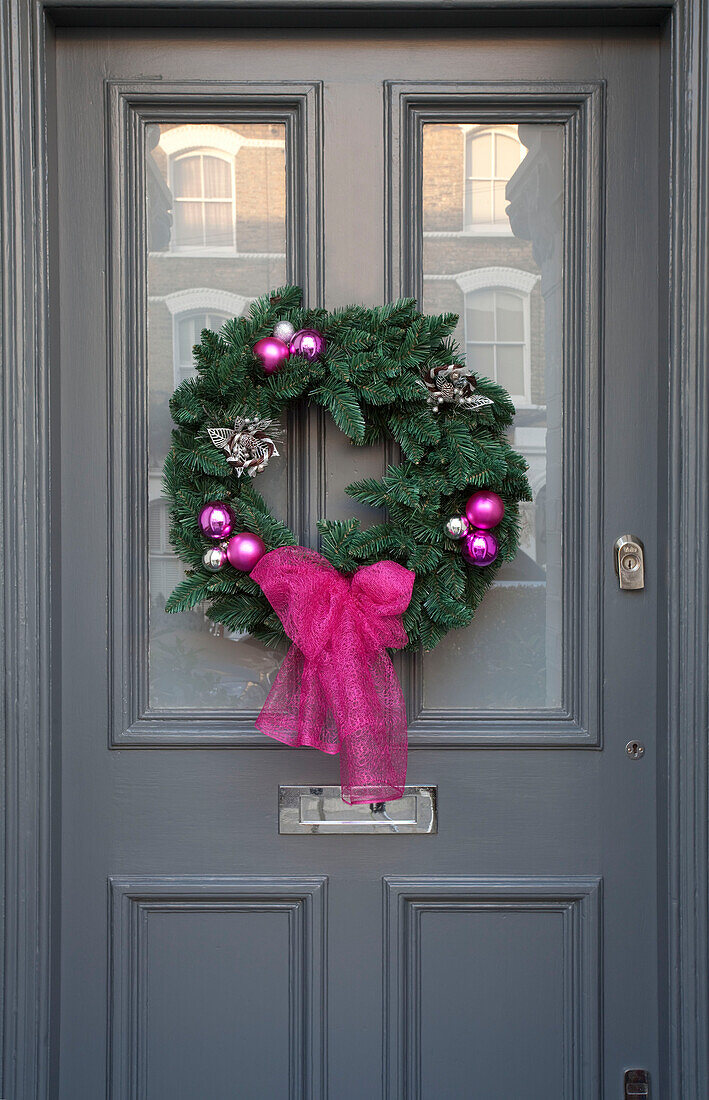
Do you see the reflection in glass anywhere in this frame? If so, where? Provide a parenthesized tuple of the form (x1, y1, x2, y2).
(172, 152, 236, 249)
(464, 125, 526, 231)
(146, 122, 288, 710)
(422, 122, 564, 709)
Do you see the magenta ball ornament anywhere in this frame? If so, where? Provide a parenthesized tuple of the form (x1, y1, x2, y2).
(198, 501, 235, 541)
(226, 532, 267, 573)
(465, 489, 505, 530)
(252, 336, 290, 374)
(289, 328, 325, 362)
(462, 529, 499, 567)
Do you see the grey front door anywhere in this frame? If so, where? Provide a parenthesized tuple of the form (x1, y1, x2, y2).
(55, 23, 663, 1099)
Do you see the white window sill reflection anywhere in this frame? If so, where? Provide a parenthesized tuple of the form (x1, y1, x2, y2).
(423, 227, 515, 238)
(149, 249, 287, 260)
(493, 579, 546, 588)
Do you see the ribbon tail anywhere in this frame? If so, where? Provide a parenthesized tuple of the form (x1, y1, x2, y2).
(254, 644, 340, 754)
(337, 649, 407, 805)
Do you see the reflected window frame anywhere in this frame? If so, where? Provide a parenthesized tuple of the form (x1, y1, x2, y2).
(464, 284, 532, 407)
(149, 497, 185, 601)
(462, 123, 526, 236)
(172, 307, 231, 388)
(168, 146, 238, 254)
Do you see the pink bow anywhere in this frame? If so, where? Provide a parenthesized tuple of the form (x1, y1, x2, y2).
(251, 546, 415, 804)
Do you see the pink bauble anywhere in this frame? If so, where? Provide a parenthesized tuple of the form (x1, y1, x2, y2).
(462, 529, 499, 567)
(226, 532, 267, 573)
(198, 501, 235, 540)
(252, 336, 290, 374)
(465, 489, 505, 530)
(289, 328, 325, 361)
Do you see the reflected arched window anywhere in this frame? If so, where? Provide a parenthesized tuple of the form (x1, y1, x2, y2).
(173, 309, 230, 387)
(464, 126, 526, 232)
(149, 499, 185, 599)
(169, 149, 236, 250)
(465, 286, 531, 406)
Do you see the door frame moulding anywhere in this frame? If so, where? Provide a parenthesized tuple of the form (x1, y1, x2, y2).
(0, 4, 706, 1100)
(387, 81, 603, 746)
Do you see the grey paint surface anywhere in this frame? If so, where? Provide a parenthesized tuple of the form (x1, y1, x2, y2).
(53, 28, 661, 1098)
(3, 3, 707, 1097)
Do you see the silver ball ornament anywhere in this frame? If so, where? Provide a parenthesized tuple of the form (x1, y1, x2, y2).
(202, 546, 227, 572)
(273, 320, 295, 342)
(444, 515, 470, 540)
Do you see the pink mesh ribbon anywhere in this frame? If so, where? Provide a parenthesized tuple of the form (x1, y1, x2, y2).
(250, 546, 415, 804)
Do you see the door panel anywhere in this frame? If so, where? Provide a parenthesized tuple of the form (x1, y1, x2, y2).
(110, 877, 326, 1099)
(384, 877, 601, 1098)
(56, 26, 661, 1098)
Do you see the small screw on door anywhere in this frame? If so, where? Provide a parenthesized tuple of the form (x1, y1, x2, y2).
(626, 741, 645, 760)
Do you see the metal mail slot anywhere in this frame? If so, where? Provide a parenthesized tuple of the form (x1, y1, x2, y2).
(278, 785, 437, 834)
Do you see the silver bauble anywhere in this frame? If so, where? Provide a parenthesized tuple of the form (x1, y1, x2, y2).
(202, 546, 227, 572)
(273, 320, 295, 342)
(444, 515, 470, 540)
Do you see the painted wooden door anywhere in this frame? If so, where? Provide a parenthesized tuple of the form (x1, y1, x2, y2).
(55, 23, 662, 1099)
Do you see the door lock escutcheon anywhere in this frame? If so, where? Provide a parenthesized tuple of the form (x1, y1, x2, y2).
(624, 1069, 650, 1097)
(614, 535, 645, 590)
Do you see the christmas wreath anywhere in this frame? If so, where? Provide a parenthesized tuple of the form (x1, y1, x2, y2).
(162, 285, 531, 802)
(163, 283, 531, 649)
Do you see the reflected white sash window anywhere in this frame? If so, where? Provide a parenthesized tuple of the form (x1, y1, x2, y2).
(464, 125, 526, 234)
(465, 286, 531, 407)
(169, 149, 237, 251)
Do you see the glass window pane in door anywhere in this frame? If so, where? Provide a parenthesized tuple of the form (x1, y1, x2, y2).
(203, 202, 234, 248)
(496, 291, 525, 341)
(173, 202, 203, 247)
(496, 344, 526, 397)
(467, 289, 495, 341)
(467, 344, 495, 375)
(495, 132, 522, 177)
(173, 155, 201, 195)
(422, 121, 564, 710)
(146, 121, 288, 711)
(492, 180, 509, 223)
(469, 179, 493, 225)
(467, 131, 491, 175)
(202, 155, 232, 198)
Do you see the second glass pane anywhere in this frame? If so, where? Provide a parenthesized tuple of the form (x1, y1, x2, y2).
(422, 122, 564, 710)
(146, 121, 288, 710)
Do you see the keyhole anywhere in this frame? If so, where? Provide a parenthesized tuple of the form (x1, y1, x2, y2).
(619, 545, 641, 572)
(626, 741, 645, 760)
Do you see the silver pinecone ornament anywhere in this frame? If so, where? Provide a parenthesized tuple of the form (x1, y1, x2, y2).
(420, 363, 495, 413)
(207, 416, 282, 478)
